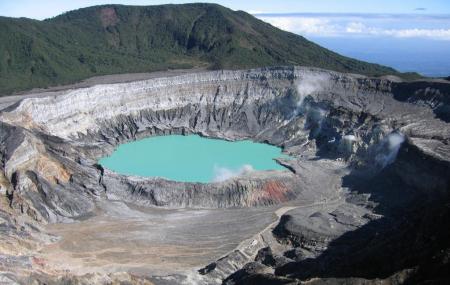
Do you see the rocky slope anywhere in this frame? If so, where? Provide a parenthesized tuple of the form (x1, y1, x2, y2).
(0, 66, 449, 284)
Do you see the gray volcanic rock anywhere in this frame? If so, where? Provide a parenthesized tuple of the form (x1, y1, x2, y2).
(273, 203, 372, 252)
(0, 66, 449, 284)
(103, 169, 299, 208)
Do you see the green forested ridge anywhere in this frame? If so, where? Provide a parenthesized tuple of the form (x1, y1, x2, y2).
(0, 3, 419, 95)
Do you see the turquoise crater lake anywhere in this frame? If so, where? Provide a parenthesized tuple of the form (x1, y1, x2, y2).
(99, 135, 288, 183)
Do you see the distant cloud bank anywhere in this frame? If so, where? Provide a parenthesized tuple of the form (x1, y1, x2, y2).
(257, 13, 450, 40)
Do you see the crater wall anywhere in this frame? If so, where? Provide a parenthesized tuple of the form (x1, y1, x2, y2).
(0, 66, 449, 284)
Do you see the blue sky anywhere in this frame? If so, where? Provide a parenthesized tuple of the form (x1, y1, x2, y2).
(1, 0, 450, 20)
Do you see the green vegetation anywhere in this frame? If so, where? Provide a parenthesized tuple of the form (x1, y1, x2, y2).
(0, 3, 419, 95)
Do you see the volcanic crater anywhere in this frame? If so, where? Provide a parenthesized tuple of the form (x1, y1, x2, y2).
(0, 66, 449, 284)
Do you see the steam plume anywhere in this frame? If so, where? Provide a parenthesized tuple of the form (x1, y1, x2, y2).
(212, 164, 254, 182)
(339, 134, 358, 154)
(294, 74, 328, 112)
(375, 132, 405, 167)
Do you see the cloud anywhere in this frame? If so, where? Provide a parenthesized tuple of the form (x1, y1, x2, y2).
(212, 164, 254, 182)
(344, 21, 450, 40)
(260, 16, 338, 36)
(346, 21, 366, 33)
(381, 28, 450, 39)
(246, 10, 265, 14)
(258, 14, 450, 41)
(414, 8, 427, 11)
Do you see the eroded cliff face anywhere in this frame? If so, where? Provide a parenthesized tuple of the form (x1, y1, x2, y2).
(0, 66, 449, 284)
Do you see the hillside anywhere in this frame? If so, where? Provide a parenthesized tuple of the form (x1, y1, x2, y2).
(0, 3, 417, 95)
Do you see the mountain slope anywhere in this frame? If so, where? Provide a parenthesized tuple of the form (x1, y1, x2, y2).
(0, 3, 417, 95)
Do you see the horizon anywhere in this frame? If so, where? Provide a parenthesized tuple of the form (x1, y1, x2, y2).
(4, 8, 450, 20)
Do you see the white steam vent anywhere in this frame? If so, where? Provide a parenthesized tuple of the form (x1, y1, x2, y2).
(295, 73, 329, 108)
(212, 164, 254, 182)
(375, 132, 405, 167)
(338, 134, 358, 155)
